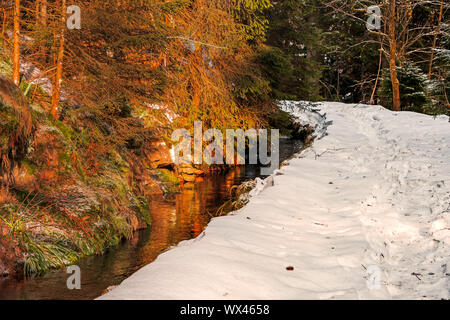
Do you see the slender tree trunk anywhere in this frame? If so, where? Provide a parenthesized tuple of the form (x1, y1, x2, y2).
(36, 0, 48, 59)
(36, 0, 48, 26)
(370, 39, 383, 105)
(12, 0, 20, 86)
(428, 0, 444, 80)
(51, 0, 66, 119)
(388, 0, 401, 111)
(336, 68, 340, 101)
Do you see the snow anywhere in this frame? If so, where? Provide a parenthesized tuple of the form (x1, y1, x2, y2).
(99, 102, 450, 300)
(144, 103, 178, 123)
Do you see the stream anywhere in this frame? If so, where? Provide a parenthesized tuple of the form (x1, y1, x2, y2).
(0, 138, 303, 300)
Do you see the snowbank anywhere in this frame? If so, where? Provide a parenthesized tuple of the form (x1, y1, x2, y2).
(99, 102, 450, 300)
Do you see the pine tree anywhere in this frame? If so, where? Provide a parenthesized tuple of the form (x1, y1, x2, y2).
(379, 64, 429, 112)
(264, 0, 325, 101)
(429, 23, 450, 113)
(232, 0, 272, 42)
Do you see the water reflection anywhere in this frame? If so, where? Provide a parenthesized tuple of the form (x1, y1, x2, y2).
(0, 138, 302, 300)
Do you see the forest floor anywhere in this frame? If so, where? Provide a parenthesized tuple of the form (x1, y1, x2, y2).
(99, 102, 450, 300)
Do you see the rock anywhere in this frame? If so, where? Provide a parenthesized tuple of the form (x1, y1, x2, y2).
(177, 164, 205, 182)
(11, 165, 37, 191)
(182, 173, 197, 182)
(144, 141, 173, 169)
(178, 164, 204, 175)
(141, 176, 164, 196)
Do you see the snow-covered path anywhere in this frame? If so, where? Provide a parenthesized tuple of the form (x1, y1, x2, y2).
(100, 102, 450, 300)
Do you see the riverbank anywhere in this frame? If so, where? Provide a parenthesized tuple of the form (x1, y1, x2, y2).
(100, 101, 450, 300)
(0, 65, 301, 278)
(0, 150, 299, 299)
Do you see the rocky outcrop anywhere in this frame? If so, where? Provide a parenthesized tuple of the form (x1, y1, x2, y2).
(177, 164, 204, 182)
(144, 141, 173, 169)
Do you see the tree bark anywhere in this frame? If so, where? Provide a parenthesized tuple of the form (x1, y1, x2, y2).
(36, 0, 48, 27)
(428, 0, 444, 80)
(388, 0, 401, 111)
(51, 0, 66, 119)
(370, 39, 383, 105)
(12, 0, 20, 86)
(36, 0, 48, 59)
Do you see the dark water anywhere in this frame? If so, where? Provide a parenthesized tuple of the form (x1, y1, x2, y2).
(0, 138, 303, 300)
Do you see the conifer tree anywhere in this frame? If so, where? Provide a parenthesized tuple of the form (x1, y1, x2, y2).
(264, 0, 325, 101)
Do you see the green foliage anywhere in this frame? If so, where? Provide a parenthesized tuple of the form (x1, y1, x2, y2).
(256, 47, 295, 100)
(428, 24, 450, 115)
(0, 209, 79, 275)
(264, 0, 325, 101)
(379, 64, 430, 113)
(154, 169, 179, 195)
(233, 72, 271, 103)
(104, 208, 133, 241)
(267, 109, 296, 137)
(0, 40, 12, 76)
(233, 0, 272, 41)
(134, 196, 152, 226)
(22, 240, 79, 276)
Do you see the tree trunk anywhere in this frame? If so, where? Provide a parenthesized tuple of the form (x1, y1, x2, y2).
(388, 0, 401, 111)
(51, 0, 66, 119)
(370, 39, 383, 105)
(12, 0, 20, 86)
(36, 0, 48, 59)
(428, 0, 444, 80)
(36, 0, 48, 27)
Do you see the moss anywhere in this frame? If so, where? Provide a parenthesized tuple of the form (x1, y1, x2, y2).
(21, 159, 38, 175)
(0, 101, 20, 151)
(55, 121, 77, 142)
(153, 169, 179, 195)
(58, 151, 72, 166)
(135, 196, 152, 226)
(155, 169, 179, 185)
(0, 44, 12, 76)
